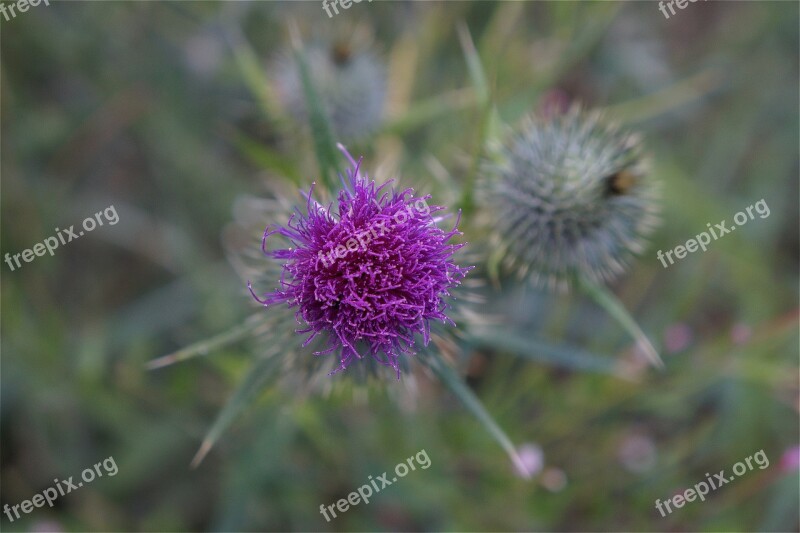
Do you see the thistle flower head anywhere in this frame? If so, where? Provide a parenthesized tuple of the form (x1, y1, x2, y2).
(248, 148, 470, 379)
(273, 42, 385, 141)
(481, 106, 659, 290)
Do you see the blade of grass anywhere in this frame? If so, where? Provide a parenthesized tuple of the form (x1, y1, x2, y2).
(457, 22, 498, 214)
(468, 330, 629, 378)
(222, 24, 282, 123)
(578, 276, 664, 369)
(603, 69, 725, 124)
(190, 351, 281, 467)
(289, 22, 339, 192)
(458, 22, 489, 107)
(424, 351, 532, 478)
(380, 88, 476, 136)
(146, 318, 259, 370)
(499, 2, 622, 123)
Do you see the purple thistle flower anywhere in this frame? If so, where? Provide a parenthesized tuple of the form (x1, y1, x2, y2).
(248, 148, 471, 379)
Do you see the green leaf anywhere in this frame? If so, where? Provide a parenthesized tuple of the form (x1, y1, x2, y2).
(190, 350, 281, 467)
(577, 276, 664, 369)
(146, 318, 259, 371)
(290, 23, 339, 192)
(458, 22, 489, 107)
(424, 351, 532, 478)
(456, 22, 498, 214)
(468, 330, 628, 378)
(222, 24, 282, 122)
(498, 2, 622, 124)
(603, 69, 725, 124)
(379, 88, 476, 136)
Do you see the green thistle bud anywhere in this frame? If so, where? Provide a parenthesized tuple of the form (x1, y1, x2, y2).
(273, 42, 385, 141)
(481, 106, 659, 290)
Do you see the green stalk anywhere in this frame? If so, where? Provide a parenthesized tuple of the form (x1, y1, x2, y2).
(577, 275, 664, 369)
(289, 22, 339, 193)
(425, 351, 532, 478)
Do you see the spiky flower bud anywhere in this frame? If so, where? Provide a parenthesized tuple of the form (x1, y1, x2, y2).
(273, 43, 385, 141)
(248, 149, 471, 379)
(481, 107, 659, 290)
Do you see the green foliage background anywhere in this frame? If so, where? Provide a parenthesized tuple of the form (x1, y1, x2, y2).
(1, 1, 798, 531)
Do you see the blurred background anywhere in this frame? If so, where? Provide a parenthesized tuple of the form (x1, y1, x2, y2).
(1, 1, 798, 531)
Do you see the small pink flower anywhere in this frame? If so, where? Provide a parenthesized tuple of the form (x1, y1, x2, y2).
(514, 443, 545, 479)
(540, 468, 567, 492)
(617, 433, 657, 473)
(780, 445, 800, 473)
(663, 323, 692, 353)
(536, 89, 571, 119)
(730, 323, 752, 345)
